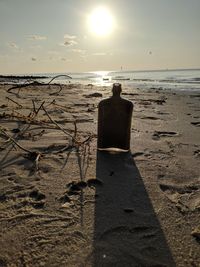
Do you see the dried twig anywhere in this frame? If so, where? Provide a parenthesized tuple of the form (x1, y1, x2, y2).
(22, 101, 45, 136)
(0, 128, 32, 153)
(34, 101, 45, 117)
(0, 127, 44, 173)
(74, 120, 77, 140)
(35, 153, 42, 170)
(81, 135, 93, 145)
(6, 97, 22, 108)
(41, 104, 77, 142)
(32, 100, 36, 114)
(44, 99, 56, 108)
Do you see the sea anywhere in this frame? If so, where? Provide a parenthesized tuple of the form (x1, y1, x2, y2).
(1, 69, 200, 91)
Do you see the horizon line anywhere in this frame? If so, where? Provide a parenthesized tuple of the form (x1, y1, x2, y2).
(0, 67, 200, 76)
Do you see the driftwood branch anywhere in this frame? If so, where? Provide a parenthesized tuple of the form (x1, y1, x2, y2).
(47, 75, 72, 85)
(49, 84, 63, 95)
(7, 81, 44, 94)
(7, 74, 72, 95)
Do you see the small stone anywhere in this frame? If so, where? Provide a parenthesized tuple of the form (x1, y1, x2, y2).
(59, 194, 71, 203)
(61, 202, 71, 208)
(84, 92, 102, 98)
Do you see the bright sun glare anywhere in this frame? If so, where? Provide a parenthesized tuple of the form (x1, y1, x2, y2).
(88, 7, 114, 37)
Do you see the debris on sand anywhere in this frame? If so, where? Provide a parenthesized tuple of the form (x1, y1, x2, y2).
(84, 92, 103, 98)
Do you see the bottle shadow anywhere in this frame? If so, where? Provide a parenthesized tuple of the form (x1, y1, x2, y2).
(92, 151, 175, 267)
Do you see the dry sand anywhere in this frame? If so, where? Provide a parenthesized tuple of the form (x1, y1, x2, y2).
(0, 83, 200, 267)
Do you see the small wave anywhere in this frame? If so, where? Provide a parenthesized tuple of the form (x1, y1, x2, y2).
(191, 77, 200, 82)
(132, 78, 153, 82)
(143, 79, 200, 85)
(112, 76, 130, 81)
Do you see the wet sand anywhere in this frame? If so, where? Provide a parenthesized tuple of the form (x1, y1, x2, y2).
(0, 83, 200, 266)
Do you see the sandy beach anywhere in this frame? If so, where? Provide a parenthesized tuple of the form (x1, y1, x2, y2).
(0, 82, 200, 267)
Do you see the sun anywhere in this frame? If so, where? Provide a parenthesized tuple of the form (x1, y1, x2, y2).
(88, 7, 114, 37)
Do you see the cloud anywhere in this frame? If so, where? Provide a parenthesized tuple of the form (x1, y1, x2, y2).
(30, 45, 41, 49)
(62, 34, 77, 47)
(71, 49, 87, 59)
(72, 49, 86, 54)
(63, 40, 77, 46)
(0, 54, 8, 59)
(92, 52, 107, 56)
(80, 55, 87, 61)
(28, 35, 47, 40)
(64, 34, 76, 40)
(48, 50, 59, 55)
(8, 42, 19, 49)
(31, 57, 37, 61)
(60, 58, 72, 62)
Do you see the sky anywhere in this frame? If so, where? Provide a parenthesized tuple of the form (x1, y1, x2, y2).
(0, 0, 200, 74)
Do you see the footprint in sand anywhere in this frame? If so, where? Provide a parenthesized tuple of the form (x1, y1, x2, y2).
(9, 188, 46, 209)
(140, 116, 161, 120)
(93, 225, 167, 267)
(158, 175, 200, 212)
(59, 194, 71, 203)
(59, 179, 103, 204)
(152, 131, 178, 140)
(66, 179, 103, 193)
(98, 225, 158, 241)
(14, 188, 46, 209)
(194, 149, 200, 157)
(191, 121, 200, 127)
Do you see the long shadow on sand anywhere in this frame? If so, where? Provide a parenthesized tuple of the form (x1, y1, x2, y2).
(92, 151, 175, 267)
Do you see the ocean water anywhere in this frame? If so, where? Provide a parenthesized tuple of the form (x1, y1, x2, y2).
(45, 69, 200, 91)
(2, 69, 200, 91)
